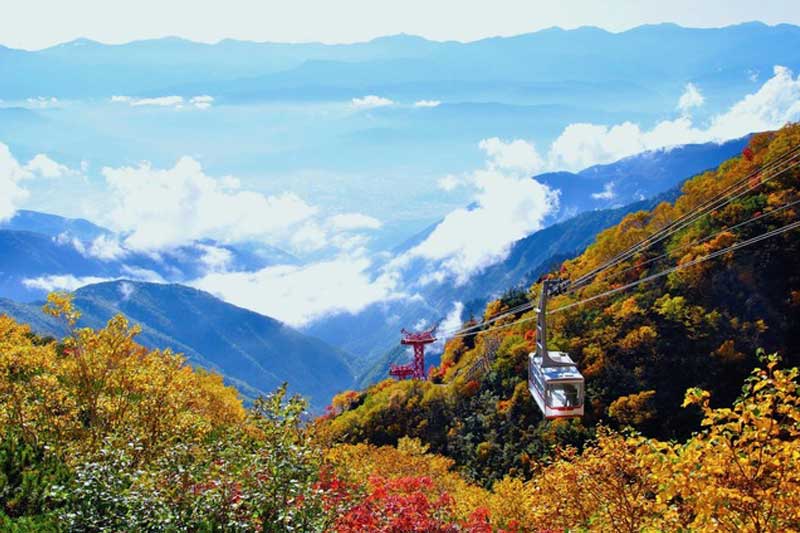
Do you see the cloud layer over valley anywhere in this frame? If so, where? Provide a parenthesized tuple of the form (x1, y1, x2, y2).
(3, 64, 800, 328)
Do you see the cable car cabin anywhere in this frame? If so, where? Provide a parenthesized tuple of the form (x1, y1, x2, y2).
(527, 278, 585, 419)
(528, 351, 584, 419)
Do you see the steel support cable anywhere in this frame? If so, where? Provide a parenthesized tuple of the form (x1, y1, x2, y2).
(569, 146, 800, 289)
(551, 218, 800, 315)
(438, 146, 800, 340)
(572, 195, 800, 290)
(440, 155, 800, 339)
(435, 297, 540, 338)
(570, 145, 800, 287)
(445, 218, 800, 339)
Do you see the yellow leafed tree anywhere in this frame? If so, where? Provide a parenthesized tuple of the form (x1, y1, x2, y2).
(1, 293, 245, 462)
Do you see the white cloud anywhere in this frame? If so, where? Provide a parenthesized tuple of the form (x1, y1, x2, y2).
(591, 181, 616, 200)
(111, 95, 184, 107)
(111, 95, 213, 109)
(395, 166, 558, 284)
(192, 257, 403, 327)
(432, 301, 464, 351)
(547, 65, 800, 171)
(414, 99, 441, 108)
(0, 143, 76, 221)
(288, 214, 382, 254)
(119, 281, 135, 301)
(0, 144, 31, 221)
(479, 137, 545, 175)
(706, 66, 800, 139)
(437, 174, 460, 192)
(100, 156, 318, 251)
(548, 122, 652, 171)
(190, 95, 214, 109)
(25, 97, 59, 109)
(677, 82, 704, 114)
(119, 266, 166, 283)
(22, 274, 116, 292)
(328, 213, 382, 231)
(351, 95, 394, 108)
(22, 268, 164, 293)
(195, 243, 234, 273)
(290, 221, 329, 252)
(329, 232, 370, 252)
(86, 234, 127, 261)
(24, 154, 73, 178)
(54, 232, 86, 254)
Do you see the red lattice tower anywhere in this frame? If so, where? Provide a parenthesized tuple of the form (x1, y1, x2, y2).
(389, 325, 438, 380)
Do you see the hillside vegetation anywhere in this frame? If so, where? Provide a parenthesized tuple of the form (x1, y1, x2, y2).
(317, 125, 800, 527)
(0, 126, 799, 531)
(0, 282, 355, 408)
(0, 299, 798, 531)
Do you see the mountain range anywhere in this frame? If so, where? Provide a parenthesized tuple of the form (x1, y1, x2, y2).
(0, 210, 296, 301)
(1, 21, 796, 407)
(0, 281, 354, 408)
(0, 136, 756, 400)
(305, 137, 750, 382)
(3, 23, 799, 110)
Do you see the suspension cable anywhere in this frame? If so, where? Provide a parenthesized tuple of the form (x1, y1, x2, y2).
(439, 152, 800, 339)
(570, 145, 800, 287)
(569, 146, 800, 290)
(445, 218, 800, 339)
(580, 196, 800, 289)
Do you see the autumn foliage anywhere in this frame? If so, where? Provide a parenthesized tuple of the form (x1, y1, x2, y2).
(1, 125, 800, 531)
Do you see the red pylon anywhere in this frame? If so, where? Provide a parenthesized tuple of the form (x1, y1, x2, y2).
(389, 324, 438, 380)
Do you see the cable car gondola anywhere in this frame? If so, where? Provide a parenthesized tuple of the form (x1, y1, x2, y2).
(528, 279, 585, 419)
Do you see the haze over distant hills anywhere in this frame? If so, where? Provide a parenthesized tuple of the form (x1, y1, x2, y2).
(3, 22, 799, 107)
(3, 22, 798, 244)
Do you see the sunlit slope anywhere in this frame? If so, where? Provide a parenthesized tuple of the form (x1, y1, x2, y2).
(0, 281, 355, 407)
(321, 124, 800, 485)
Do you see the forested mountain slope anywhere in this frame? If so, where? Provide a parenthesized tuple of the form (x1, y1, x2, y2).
(322, 124, 800, 485)
(0, 281, 354, 407)
(308, 139, 748, 378)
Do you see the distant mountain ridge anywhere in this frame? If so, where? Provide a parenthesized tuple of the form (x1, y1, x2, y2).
(0, 209, 111, 241)
(537, 137, 750, 220)
(0, 281, 354, 408)
(2, 22, 798, 107)
(0, 210, 297, 301)
(307, 138, 750, 380)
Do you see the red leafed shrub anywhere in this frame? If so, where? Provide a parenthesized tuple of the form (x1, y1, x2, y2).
(315, 467, 358, 515)
(332, 476, 460, 533)
(462, 507, 525, 533)
(523, 330, 536, 350)
(462, 380, 480, 397)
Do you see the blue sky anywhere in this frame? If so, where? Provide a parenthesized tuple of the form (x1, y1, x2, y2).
(2, 0, 799, 49)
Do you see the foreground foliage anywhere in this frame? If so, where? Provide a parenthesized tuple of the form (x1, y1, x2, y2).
(324, 353, 800, 532)
(0, 292, 798, 532)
